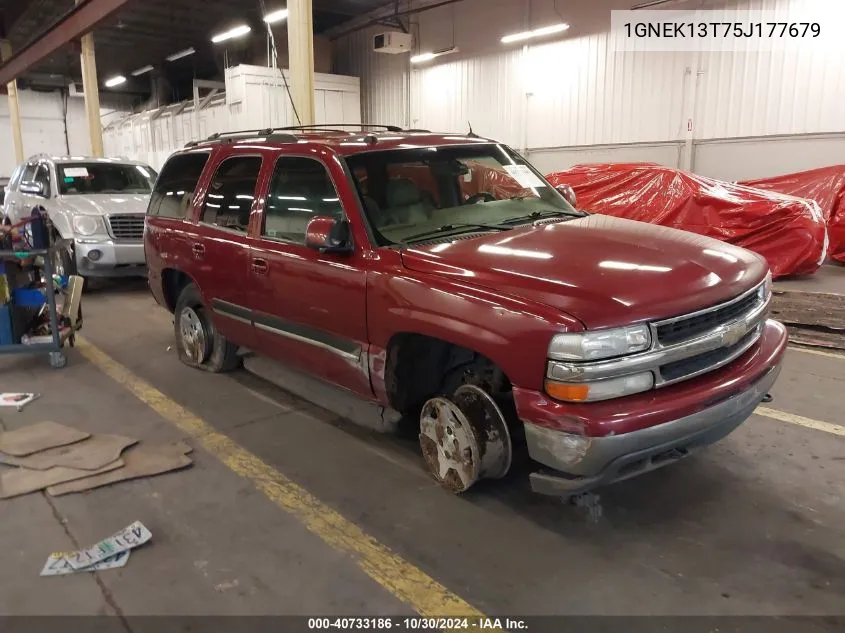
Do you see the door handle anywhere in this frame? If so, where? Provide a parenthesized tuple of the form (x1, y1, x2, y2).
(191, 243, 205, 259)
(251, 258, 269, 275)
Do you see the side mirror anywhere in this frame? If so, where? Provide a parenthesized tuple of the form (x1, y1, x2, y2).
(20, 181, 46, 197)
(556, 184, 577, 208)
(305, 216, 353, 254)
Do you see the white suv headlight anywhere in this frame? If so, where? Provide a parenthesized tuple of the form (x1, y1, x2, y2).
(72, 215, 104, 236)
(548, 324, 651, 362)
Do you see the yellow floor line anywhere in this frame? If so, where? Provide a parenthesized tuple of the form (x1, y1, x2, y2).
(788, 345, 845, 361)
(756, 406, 845, 438)
(76, 337, 492, 625)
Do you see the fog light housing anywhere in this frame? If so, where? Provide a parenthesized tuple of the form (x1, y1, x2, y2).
(87, 249, 102, 262)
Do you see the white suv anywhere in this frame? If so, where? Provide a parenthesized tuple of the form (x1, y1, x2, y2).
(3, 155, 157, 278)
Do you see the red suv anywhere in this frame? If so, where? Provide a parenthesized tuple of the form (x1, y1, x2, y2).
(144, 126, 786, 499)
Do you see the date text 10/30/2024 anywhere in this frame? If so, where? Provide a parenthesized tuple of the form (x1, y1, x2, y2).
(307, 617, 528, 630)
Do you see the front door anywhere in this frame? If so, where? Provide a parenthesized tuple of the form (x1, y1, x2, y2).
(189, 151, 264, 350)
(248, 155, 371, 398)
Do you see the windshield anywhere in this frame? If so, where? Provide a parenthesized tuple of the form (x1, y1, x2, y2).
(57, 163, 157, 196)
(344, 144, 583, 246)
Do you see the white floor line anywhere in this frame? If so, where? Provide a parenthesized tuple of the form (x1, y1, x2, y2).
(756, 406, 845, 438)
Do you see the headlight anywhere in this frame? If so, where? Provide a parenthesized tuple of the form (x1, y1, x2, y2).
(548, 324, 651, 361)
(545, 371, 654, 402)
(72, 215, 103, 236)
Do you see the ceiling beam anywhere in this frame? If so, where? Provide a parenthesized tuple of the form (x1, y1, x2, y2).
(0, 0, 133, 85)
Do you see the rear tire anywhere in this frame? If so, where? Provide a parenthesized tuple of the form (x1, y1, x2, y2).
(174, 283, 241, 373)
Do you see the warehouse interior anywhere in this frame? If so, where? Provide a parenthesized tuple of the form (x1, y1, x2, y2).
(0, 0, 843, 628)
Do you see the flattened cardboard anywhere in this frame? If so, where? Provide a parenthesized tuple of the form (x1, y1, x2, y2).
(0, 421, 90, 457)
(47, 441, 193, 497)
(0, 459, 124, 499)
(0, 434, 137, 471)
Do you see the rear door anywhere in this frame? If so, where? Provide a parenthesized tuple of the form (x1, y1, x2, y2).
(247, 154, 371, 397)
(188, 149, 264, 350)
(5, 161, 37, 223)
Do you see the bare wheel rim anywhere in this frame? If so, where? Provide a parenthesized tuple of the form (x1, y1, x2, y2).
(179, 306, 208, 364)
(419, 397, 481, 493)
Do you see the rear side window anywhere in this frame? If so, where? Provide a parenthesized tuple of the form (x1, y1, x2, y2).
(199, 156, 262, 233)
(8, 164, 24, 191)
(148, 152, 210, 219)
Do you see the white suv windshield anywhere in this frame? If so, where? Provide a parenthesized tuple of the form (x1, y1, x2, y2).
(345, 143, 583, 246)
(57, 163, 156, 196)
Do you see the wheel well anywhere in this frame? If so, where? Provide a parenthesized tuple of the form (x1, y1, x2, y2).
(162, 269, 193, 313)
(384, 333, 512, 416)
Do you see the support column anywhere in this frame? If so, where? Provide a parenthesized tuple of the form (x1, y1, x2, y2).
(287, 0, 315, 125)
(0, 40, 24, 163)
(77, 0, 103, 157)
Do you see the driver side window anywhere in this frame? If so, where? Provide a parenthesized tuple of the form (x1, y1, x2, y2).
(33, 163, 51, 197)
(199, 155, 262, 233)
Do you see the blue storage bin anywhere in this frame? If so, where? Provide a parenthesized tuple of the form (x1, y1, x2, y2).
(12, 288, 46, 307)
(0, 304, 14, 345)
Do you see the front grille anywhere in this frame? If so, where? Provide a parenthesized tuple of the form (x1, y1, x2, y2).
(107, 214, 145, 241)
(659, 328, 759, 383)
(657, 291, 760, 346)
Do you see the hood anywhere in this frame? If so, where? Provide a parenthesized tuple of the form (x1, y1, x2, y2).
(400, 215, 768, 330)
(57, 193, 150, 216)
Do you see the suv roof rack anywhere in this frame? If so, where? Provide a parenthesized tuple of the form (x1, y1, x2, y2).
(184, 127, 299, 148)
(182, 123, 408, 148)
(276, 123, 404, 132)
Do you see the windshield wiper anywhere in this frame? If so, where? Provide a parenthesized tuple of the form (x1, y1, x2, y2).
(401, 222, 512, 245)
(499, 209, 584, 225)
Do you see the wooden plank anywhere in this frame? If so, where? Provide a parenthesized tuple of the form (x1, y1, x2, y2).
(770, 290, 845, 330)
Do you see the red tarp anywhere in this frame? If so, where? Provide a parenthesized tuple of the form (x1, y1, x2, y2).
(739, 166, 845, 264)
(546, 163, 828, 278)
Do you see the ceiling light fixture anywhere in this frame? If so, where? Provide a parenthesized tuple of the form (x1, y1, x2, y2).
(211, 24, 252, 43)
(501, 22, 570, 44)
(131, 65, 154, 76)
(410, 47, 459, 64)
(166, 47, 195, 61)
(263, 9, 288, 23)
(104, 75, 126, 88)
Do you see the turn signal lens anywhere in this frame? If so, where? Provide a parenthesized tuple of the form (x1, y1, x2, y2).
(545, 371, 654, 402)
(544, 381, 590, 402)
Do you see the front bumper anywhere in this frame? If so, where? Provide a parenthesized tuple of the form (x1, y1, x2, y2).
(75, 238, 147, 278)
(521, 319, 787, 497)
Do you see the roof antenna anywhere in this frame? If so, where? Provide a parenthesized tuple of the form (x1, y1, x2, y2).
(467, 121, 479, 138)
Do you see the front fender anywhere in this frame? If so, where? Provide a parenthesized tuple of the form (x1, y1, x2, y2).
(367, 266, 584, 396)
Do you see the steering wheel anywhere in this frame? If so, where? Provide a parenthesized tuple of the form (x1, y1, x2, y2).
(465, 192, 496, 204)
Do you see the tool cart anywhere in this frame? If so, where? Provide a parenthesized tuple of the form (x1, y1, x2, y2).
(0, 210, 83, 368)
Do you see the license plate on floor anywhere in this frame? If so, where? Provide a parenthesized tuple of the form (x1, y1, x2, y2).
(66, 520, 152, 570)
(40, 550, 131, 576)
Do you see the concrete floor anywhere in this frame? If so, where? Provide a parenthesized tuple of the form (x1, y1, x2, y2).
(1, 279, 844, 622)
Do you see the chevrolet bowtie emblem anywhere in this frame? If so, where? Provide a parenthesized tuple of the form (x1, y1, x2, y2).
(721, 322, 746, 347)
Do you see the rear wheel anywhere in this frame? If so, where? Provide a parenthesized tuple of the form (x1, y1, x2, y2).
(174, 283, 241, 373)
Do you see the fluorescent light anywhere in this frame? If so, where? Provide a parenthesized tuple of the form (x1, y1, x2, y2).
(263, 9, 288, 23)
(166, 47, 195, 61)
(501, 22, 569, 44)
(131, 65, 154, 76)
(104, 75, 126, 88)
(410, 47, 459, 64)
(411, 52, 437, 64)
(211, 24, 252, 43)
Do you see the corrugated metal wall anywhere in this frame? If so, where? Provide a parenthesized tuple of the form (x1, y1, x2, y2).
(334, 0, 845, 179)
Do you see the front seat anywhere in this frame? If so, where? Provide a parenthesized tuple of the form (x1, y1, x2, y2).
(384, 178, 433, 226)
